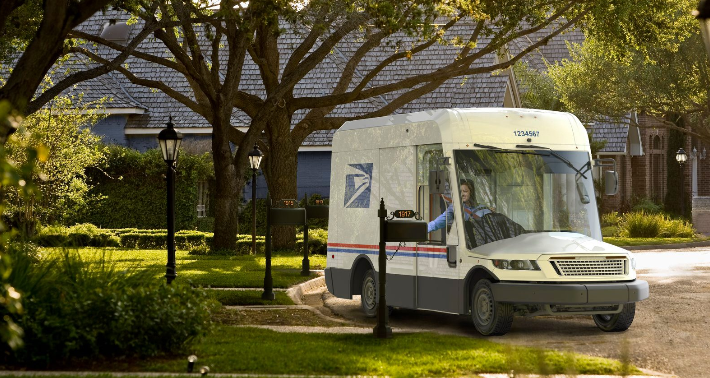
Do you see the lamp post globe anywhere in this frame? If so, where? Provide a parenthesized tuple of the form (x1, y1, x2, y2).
(676, 147, 688, 219)
(695, 0, 710, 57)
(157, 116, 183, 284)
(248, 144, 263, 256)
(676, 147, 688, 165)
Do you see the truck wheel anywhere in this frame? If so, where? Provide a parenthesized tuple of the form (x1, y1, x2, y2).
(360, 269, 377, 318)
(471, 279, 513, 336)
(593, 303, 635, 332)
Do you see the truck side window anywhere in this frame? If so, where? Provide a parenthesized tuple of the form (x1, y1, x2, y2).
(417, 144, 447, 245)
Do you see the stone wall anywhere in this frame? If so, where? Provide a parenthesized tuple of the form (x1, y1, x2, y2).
(692, 196, 710, 236)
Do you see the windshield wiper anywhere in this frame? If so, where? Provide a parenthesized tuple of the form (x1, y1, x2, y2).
(474, 143, 542, 155)
(515, 144, 589, 179)
(473, 143, 503, 150)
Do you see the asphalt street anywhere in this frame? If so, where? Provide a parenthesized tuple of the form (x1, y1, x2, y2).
(321, 247, 710, 378)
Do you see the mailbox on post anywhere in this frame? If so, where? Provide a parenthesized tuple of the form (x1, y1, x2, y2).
(374, 200, 427, 339)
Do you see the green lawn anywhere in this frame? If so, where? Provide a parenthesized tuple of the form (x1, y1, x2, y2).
(207, 289, 294, 305)
(39, 247, 327, 288)
(605, 236, 709, 247)
(128, 327, 637, 377)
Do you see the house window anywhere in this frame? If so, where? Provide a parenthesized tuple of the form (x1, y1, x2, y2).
(652, 135, 662, 150)
(197, 181, 209, 217)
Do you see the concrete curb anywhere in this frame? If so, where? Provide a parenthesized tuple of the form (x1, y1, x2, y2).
(286, 272, 325, 305)
(621, 239, 710, 250)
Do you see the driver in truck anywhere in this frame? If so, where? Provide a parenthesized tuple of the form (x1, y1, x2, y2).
(427, 179, 493, 233)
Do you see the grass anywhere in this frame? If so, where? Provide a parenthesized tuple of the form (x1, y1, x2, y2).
(605, 236, 709, 247)
(128, 326, 639, 377)
(213, 308, 344, 327)
(206, 289, 294, 305)
(39, 247, 327, 288)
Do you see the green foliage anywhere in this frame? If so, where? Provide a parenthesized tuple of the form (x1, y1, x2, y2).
(4, 250, 218, 366)
(618, 211, 696, 238)
(600, 212, 621, 227)
(631, 197, 663, 214)
(548, 16, 710, 145)
(35, 223, 120, 247)
(0, 101, 45, 351)
(513, 61, 568, 112)
(4, 95, 108, 229)
(78, 145, 213, 230)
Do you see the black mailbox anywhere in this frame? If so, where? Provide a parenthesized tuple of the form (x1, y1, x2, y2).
(385, 219, 428, 243)
(306, 205, 329, 220)
(269, 208, 306, 226)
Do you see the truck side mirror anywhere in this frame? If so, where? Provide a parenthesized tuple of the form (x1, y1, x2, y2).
(604, 171, 619, 195)
(576, 180, 590, 204)
(429, 170, 448, 194)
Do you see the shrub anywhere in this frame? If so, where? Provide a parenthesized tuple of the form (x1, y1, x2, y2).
(631, 197, 663, 214)
(659, 218, 696, 238)
(35, 223, 120, 247)
(5, 250, 218, 366)
(618, 212, 697, 238)
(618, 212, 663, 238)
(601, 212, 621, 227)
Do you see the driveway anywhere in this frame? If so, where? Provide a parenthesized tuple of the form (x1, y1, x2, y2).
(320, 247, 710, 378)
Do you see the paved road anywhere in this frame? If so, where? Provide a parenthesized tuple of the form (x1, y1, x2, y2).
(321, 247, 710, 378)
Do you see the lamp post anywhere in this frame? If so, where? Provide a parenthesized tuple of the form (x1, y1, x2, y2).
(248, 144, 263, 255)
(676, 148, 688, 218)
(695, 0, 710, 56)
(158, 116, 183, 284)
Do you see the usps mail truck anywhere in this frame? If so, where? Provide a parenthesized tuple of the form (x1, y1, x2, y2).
(324, 108, 649, 336)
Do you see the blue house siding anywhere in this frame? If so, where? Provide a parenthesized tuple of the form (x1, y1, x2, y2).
(243, 151, 332, 201)
(93, 115, 127, 145)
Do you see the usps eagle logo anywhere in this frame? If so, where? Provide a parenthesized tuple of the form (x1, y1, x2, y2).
(344, 163, 373, 208)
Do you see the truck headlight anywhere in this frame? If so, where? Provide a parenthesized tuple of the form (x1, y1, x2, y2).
(631, 257, 636, 270)
(493, 259, 541, 271)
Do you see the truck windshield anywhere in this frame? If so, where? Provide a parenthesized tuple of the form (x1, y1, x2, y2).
(454, 149, 601, 249)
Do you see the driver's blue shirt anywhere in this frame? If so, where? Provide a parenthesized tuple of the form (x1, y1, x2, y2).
(428, 204, 492, 232)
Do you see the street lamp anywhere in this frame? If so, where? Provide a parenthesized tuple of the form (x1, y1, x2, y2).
(694, 0, 710, 56)
(158, 116, 183, 284)
(676, 148, 688, 218)
(248, 144, 263, 255)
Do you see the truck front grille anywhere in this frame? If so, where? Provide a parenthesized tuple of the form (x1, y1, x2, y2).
(552, 259, 626, 276)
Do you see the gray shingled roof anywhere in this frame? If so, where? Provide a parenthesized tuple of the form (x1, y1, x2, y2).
(587, 116, 631, 153)
(58, 10, 519, 146)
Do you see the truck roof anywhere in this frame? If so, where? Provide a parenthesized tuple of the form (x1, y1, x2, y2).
(333, 108, 590, 153)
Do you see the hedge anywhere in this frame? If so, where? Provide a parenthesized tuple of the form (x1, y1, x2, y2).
(35, 224, 328, 255)
(77, 145, 213, 230)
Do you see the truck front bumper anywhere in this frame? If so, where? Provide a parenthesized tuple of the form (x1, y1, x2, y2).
(491, 280, 649, 305)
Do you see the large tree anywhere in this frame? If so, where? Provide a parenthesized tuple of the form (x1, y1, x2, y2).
(71, 0, 684, 249)
(0, 0, 173, 140)
(547, 8, 710, 145)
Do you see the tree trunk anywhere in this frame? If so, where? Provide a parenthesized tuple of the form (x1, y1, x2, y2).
(266, 110, 298, 250)
(211, 118, 241, 251)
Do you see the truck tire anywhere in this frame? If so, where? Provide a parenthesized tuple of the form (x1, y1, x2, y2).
(471, 279, 513, 336)
(360, 269, 377, 318)
(593, 303, 635, 332)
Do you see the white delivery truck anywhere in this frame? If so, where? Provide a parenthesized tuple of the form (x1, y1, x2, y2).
(324, 108, 649, 336)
